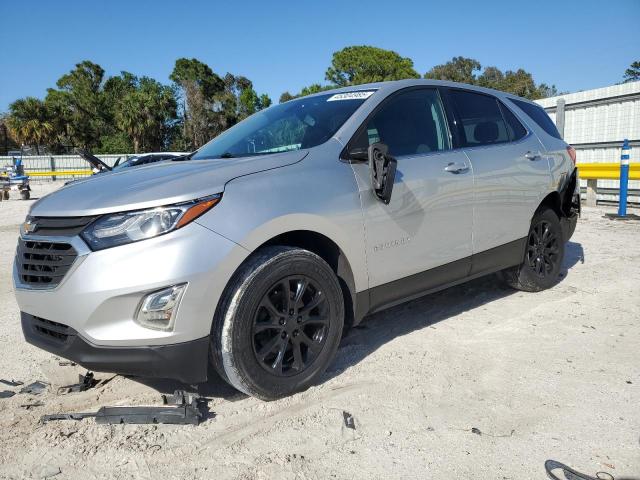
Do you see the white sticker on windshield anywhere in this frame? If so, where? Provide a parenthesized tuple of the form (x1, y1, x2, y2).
(327, 91, 375, 102)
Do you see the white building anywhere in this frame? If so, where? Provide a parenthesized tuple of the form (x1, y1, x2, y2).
(535, 82, 640, 204)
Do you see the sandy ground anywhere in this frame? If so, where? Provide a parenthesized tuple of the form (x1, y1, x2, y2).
(0, 181, 638, 479)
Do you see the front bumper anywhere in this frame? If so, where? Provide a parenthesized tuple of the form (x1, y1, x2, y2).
(21, 312, 209, 383)
(14, 222, 247, 347)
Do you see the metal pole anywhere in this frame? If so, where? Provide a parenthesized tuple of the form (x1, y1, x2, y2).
(556, 99, 566, 139)
(50, 156, 57, 181)
(618, 139, 630, 217)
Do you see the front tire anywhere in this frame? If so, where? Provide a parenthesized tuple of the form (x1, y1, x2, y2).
(502, 208, 565, 292)
(211, 246, 344, 400)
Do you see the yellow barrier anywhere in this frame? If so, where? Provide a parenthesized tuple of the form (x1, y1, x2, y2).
(27, 170, 93, 177)
(578, 163, 640, 180)
(23, 165, 640, 181)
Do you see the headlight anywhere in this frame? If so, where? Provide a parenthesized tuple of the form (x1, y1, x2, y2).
(81, 194, 220, 250)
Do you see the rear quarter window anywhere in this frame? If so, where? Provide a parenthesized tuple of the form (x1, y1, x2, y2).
(509, 98, 562, 139)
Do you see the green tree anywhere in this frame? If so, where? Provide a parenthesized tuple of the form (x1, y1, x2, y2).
(259, 94, 272, 109)
(6, 97, 54, 154)
(425, 56, 481, 84)
(425, 56, 557, 99)
(114, 77, 177, 153)
(50, 61, 109, 149)
(170, 58, 226, 148)
(623, 61, 640, 83)
(279, 92, 295, 103)
(326, 46, 420, 87)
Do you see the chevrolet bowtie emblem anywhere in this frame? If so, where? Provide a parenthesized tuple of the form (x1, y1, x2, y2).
(23, 219, 38, 234)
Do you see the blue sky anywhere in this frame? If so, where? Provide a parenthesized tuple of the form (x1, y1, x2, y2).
(0, 0, 637, 111)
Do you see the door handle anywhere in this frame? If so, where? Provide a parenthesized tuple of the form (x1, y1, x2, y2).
(444, 162, 469, 174)
(525, 151, 542, 161)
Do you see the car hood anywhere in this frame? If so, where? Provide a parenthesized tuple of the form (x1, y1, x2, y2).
(30, 150, 307, 217)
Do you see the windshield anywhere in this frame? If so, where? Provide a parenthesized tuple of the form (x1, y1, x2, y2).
(192, 91, 375, 160)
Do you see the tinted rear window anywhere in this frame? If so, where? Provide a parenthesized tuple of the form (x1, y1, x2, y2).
(498, 102, 527, 141)
(510, 98, 562, 139)
(449, 90, 511, 147)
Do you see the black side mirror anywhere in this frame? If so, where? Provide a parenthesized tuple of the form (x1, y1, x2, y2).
(368, 143, 397, 204)
(114, 156, 122, 167)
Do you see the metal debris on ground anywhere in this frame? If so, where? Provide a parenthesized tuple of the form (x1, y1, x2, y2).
(40, 390, 210, 425)
(0, 379, 24, 387)
(544, 459, 614, 480)
(57, 371, 97, 394)
(19, 381, 49, 395)
(58, 361, 76, 367)
(0, 391, 16, 399)
(343, 411, 356, 430)
(469, 427, 515, 438)
(20, 401, 45, 410)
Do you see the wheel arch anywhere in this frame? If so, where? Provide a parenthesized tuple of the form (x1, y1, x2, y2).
(534, 190, 563, 219)
(259, 230, 358, 330)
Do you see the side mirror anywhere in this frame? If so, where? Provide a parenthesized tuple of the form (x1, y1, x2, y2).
(368, 143, 397, 205)
(114, 156, 122, 167)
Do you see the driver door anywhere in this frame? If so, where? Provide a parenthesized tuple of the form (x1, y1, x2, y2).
(348, 88, 474, 311)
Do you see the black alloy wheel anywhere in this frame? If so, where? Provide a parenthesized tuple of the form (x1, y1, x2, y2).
(526, 220, 560, 278)
(252, 276, 329, 376)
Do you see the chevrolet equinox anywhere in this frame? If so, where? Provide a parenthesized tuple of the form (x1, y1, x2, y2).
(14, 80, 580, 400)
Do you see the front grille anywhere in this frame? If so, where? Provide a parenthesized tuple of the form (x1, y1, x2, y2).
(16, 239, 78, 287)
(30, 316, 72, 343)
(25, 216, 97, 237)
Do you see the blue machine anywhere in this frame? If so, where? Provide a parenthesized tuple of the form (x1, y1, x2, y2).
(0, 155, 31, 200)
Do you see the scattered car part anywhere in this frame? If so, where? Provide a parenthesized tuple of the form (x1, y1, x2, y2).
(0, 379, 24, 387)
(40, 390, 209, 425)
(0, 391, 16, 399)
(544, 459, 614, 480)
(58, 361, 76, 367)
(343, 411, 356, 430)
(20, 401, 44, 410)
(57, 371, 97, 394)
(20, 381, 49, 395)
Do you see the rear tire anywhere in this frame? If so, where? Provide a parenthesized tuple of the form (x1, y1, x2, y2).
(502, 208, 565, 292)
(211, 246, 344, 400)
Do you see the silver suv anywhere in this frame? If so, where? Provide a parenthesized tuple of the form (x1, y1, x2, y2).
(14, 80, 580, 400)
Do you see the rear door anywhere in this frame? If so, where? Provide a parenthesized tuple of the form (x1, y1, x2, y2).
(347, 88, 474, 310)
(443, 88, 550, 272)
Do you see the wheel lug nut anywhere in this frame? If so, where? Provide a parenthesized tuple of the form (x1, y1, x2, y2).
(279, 318, 285, 325)
(297, 316, 302, 323)
(293, 330, 298, 337)
(281, 332, 287, 339)
(289, 309, 294, 315)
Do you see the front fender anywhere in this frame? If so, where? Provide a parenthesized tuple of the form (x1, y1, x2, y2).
(195, 156, 369, 293)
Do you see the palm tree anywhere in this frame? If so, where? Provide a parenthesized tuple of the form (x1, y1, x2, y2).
(6, 97, 54, 154)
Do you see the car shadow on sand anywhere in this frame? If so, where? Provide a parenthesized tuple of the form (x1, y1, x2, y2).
(132, 241, 584, 400)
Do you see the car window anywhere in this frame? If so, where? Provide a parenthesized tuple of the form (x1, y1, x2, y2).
(449, 90, 511, 147)
(498, 102, 527, 141)
(351, 89, 451, 157)
(509, 98, 562, 139)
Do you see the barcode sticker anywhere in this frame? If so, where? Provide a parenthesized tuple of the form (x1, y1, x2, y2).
(327, 91, 376, 101)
